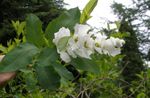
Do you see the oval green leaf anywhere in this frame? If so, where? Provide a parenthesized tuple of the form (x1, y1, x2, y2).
(26, 14, 46, 48)
(45, 8, 80, 47)
(36, 65, 61, 90)
(0, 43, 40, 72)
(80, 0, 98, 24)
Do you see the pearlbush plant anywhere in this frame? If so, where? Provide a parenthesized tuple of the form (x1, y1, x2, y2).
(0, 0, 124, 91)
(1, 0, 148, 97)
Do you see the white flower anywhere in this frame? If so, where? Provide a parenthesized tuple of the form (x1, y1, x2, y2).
(94, 33, 107, 54)
(67, 35, 93, 59)
(53, 27, 70, 45)
(109, 37, 125, 48)
(103, 41, 121, 56)
(60, 51, 71, 63)
(53, 24, 125, 63)
(114, 38, 125, 48)
(66, 41, 77, 58)
(101, 37, 125, 56)
(74, 24, 91, 36)
(66, 24, 94, 59)
(75, 36, 94, 59)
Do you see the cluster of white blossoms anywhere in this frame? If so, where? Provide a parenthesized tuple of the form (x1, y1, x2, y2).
(53, 24, 125, 63)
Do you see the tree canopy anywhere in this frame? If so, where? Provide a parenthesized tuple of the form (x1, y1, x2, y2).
(112, 0, 150, 56)
(0, 0, 65, 46)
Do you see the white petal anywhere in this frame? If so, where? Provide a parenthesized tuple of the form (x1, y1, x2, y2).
(101, 38, 122, 56)
(74, 24, 91, 36)
(95, 47, 103, 54)
(60, 51, 71, 63)
(109, 37, 125, 48)
(75, 48, 92, 59)
(53, 27, 70, 45)
(109, 48, 121, 56)
(67, 46, 77, 58)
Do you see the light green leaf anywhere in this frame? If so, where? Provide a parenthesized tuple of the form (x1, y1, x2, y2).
(26, 14, 46, 48)
(18, 21, 26, 36)
(0, 43, 40, 72)
(0, 44, 7, 53)
(137, 92, 146, 98)
(45, 8, 80, 47)
(80, 0, 98, 24)
(57, 36, 70, 51)
(110, 32, 130, 38)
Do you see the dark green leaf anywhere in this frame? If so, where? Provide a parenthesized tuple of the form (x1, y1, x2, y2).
(52, 62, 74, 81)
(0, 43, 40, 72)
(20, 69, 37, 91)
(45, 8, 80, 47)
(26, 14, 46, 48)
(80, 0, 98, 23)
(36, 65, 60, 90)
(36, 47, 58, 67)
(71, 58, 100, 74)
(36, 47, 73, 81)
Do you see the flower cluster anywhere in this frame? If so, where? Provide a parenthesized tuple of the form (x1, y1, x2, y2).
(53, 24, 125, 63)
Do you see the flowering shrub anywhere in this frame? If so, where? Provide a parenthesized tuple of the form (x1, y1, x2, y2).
(3, 0, 147, 97)
(53, 24, 125, 63)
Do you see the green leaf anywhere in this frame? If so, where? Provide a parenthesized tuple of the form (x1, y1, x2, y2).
(71, 58, 100, 74)
(36, 47, 59, 66)
(110, 32, 130, 38)
(52, 62, 74, 81)
(18, 21, 26, 36)
(36, 47, 73, 81)
(147, 69, 150, 78)
(80, 0, 98, 24)
(36, 65, 60, 90)
(0, 43, 40, 72)
(20, 69, 37, 92)
(12, 21, 26, 36)
(26, 14, 46, 48)
(45, 8, 80, 47)
(57, 36, 70, 51)
(137, 92, 146, 98)
(0, 44, 7, 53)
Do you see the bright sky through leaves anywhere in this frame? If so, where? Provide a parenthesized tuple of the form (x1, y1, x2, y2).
(64, 0, 132, 28)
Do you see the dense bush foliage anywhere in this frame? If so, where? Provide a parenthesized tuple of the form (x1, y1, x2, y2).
(0, 0, 150, 98)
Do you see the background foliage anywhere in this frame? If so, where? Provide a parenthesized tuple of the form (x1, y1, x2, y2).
(0, 0, 65, 46)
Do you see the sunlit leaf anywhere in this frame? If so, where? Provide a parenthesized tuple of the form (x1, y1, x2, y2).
(110, 32, 130, 38)
(80, 0, 98, 24)
(137, 92, 146, 98)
